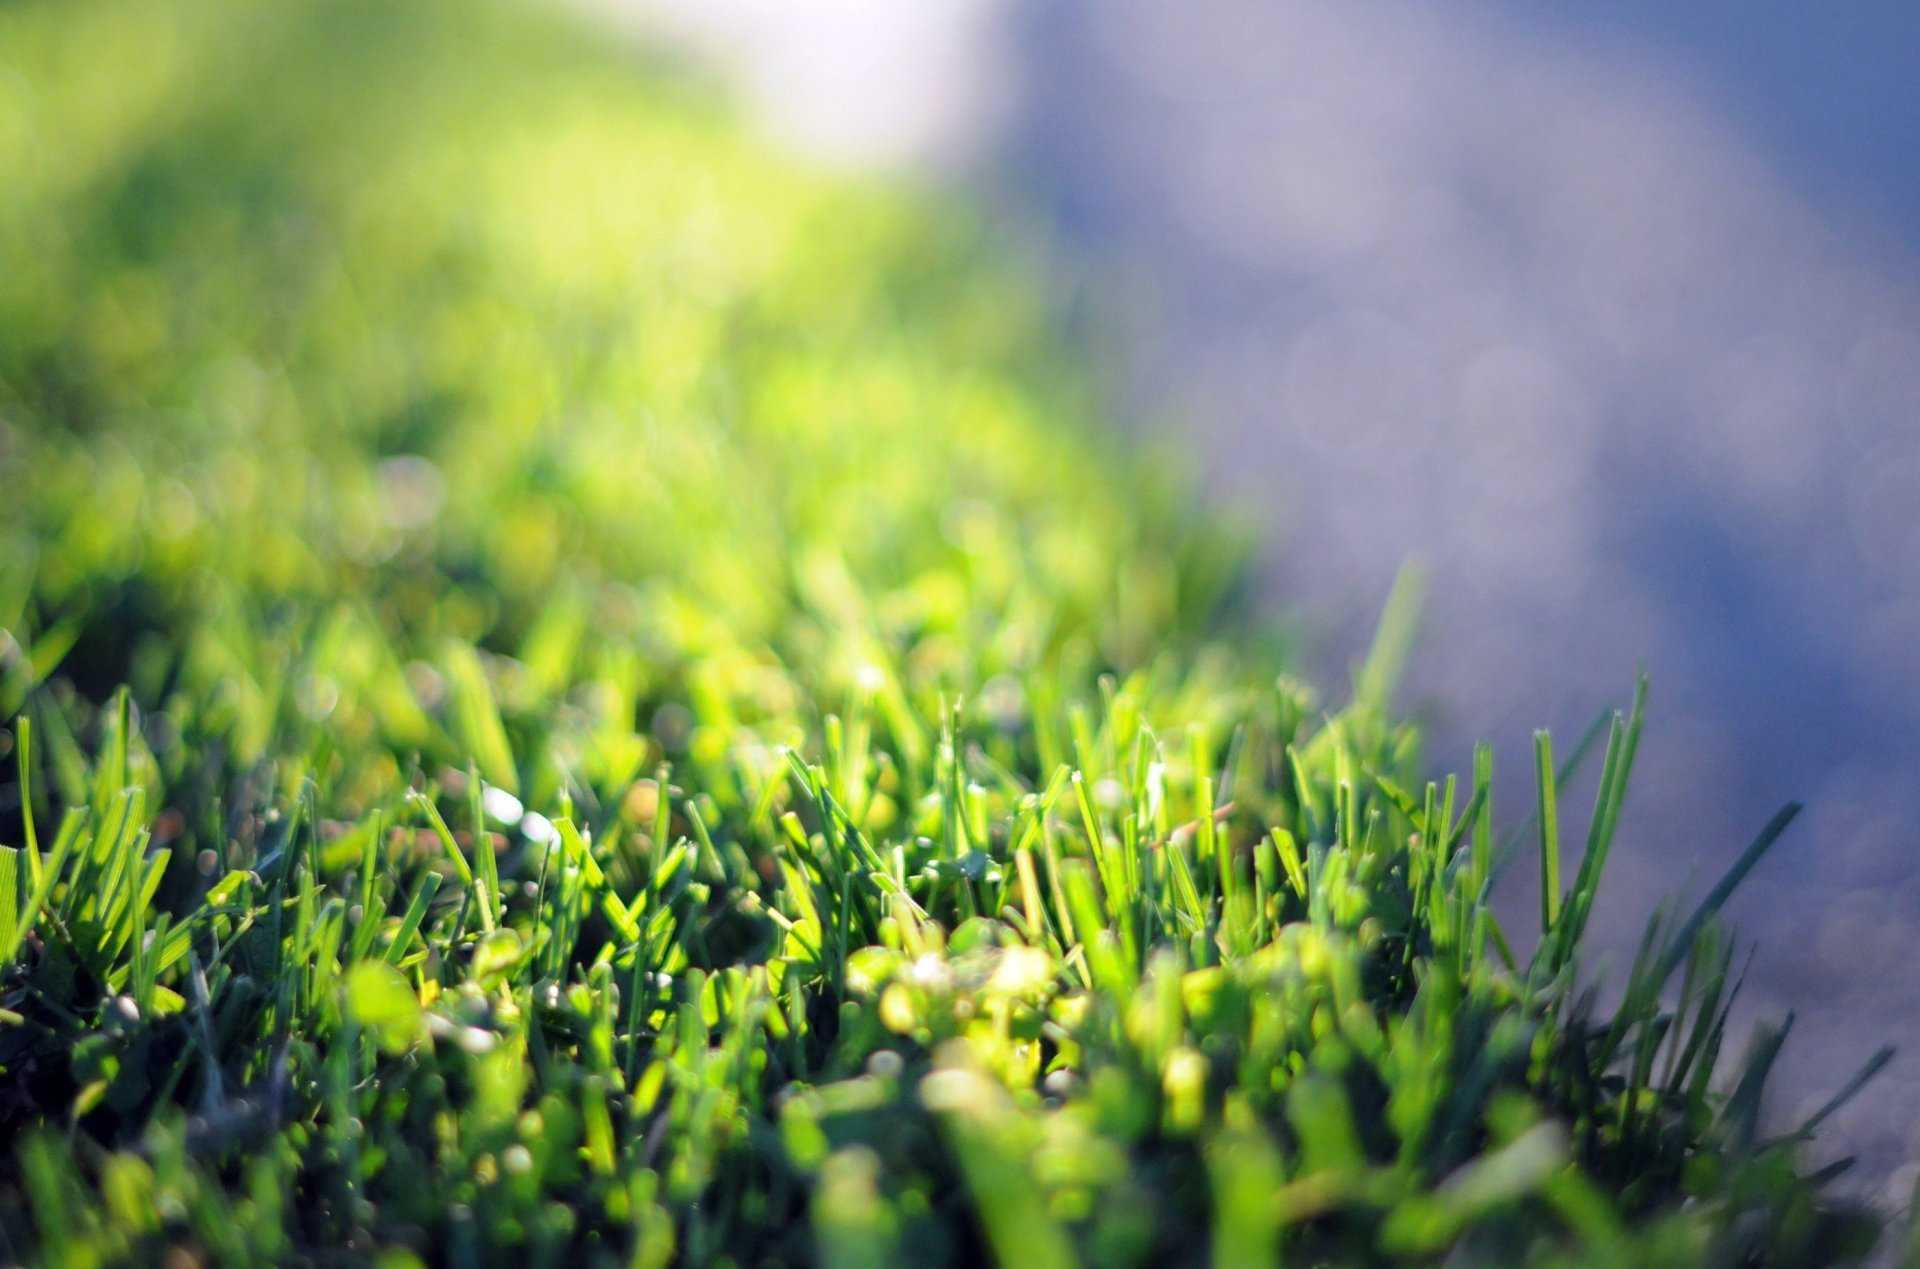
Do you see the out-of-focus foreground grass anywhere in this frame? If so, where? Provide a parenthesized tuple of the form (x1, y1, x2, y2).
(0, 1, 1895, 1264)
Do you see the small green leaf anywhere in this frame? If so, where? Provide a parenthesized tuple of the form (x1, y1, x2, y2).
(344, 960, 423, 1054)
(471, 927, 525, 984)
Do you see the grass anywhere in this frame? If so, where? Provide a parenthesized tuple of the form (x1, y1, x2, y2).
(0, 0, 1897, 1264)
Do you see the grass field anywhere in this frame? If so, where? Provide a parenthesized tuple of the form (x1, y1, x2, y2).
(0, 0, 1898, 1264)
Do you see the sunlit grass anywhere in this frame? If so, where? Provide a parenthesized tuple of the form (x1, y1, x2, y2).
(0, 0, 1894, 1264)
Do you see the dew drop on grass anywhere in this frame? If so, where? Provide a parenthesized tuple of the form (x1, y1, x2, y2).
(295, 674, 339, 720)
(457, 1027, 497, 1055)
(482, 785, 524, 825)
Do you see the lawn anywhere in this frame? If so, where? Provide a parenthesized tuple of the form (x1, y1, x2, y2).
(0, 0, 1894, 1264)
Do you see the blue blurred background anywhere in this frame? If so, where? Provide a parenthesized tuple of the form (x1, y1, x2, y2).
(608, 0, 1920, 1194)
(1497, 0, 1920, 235)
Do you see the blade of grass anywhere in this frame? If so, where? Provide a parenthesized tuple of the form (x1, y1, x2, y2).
(1653, 803, 1801, 985)
(1535, 731, 1561, 934)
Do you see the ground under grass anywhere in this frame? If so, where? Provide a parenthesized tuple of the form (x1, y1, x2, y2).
(0, 0, 1896, 1264)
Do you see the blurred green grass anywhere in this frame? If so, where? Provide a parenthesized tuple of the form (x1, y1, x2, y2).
(0, 0, 1893, 1264)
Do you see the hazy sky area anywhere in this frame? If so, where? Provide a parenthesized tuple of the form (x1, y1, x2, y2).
(602, 0, 1920, 1197)
(1492, 0, 1920, 238)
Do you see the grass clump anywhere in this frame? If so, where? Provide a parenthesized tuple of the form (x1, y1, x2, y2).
(0, 1, 1892, 1264)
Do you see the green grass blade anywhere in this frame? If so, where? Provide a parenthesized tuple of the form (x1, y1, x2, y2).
(0, 846, 20, 962)
(1354, 565, 1425, 718)
(1535, 731, 1561, 934)
(1654, 803, 1801, 985)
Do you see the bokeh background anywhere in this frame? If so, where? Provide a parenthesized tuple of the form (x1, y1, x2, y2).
(607, 0, 1920, 1196)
